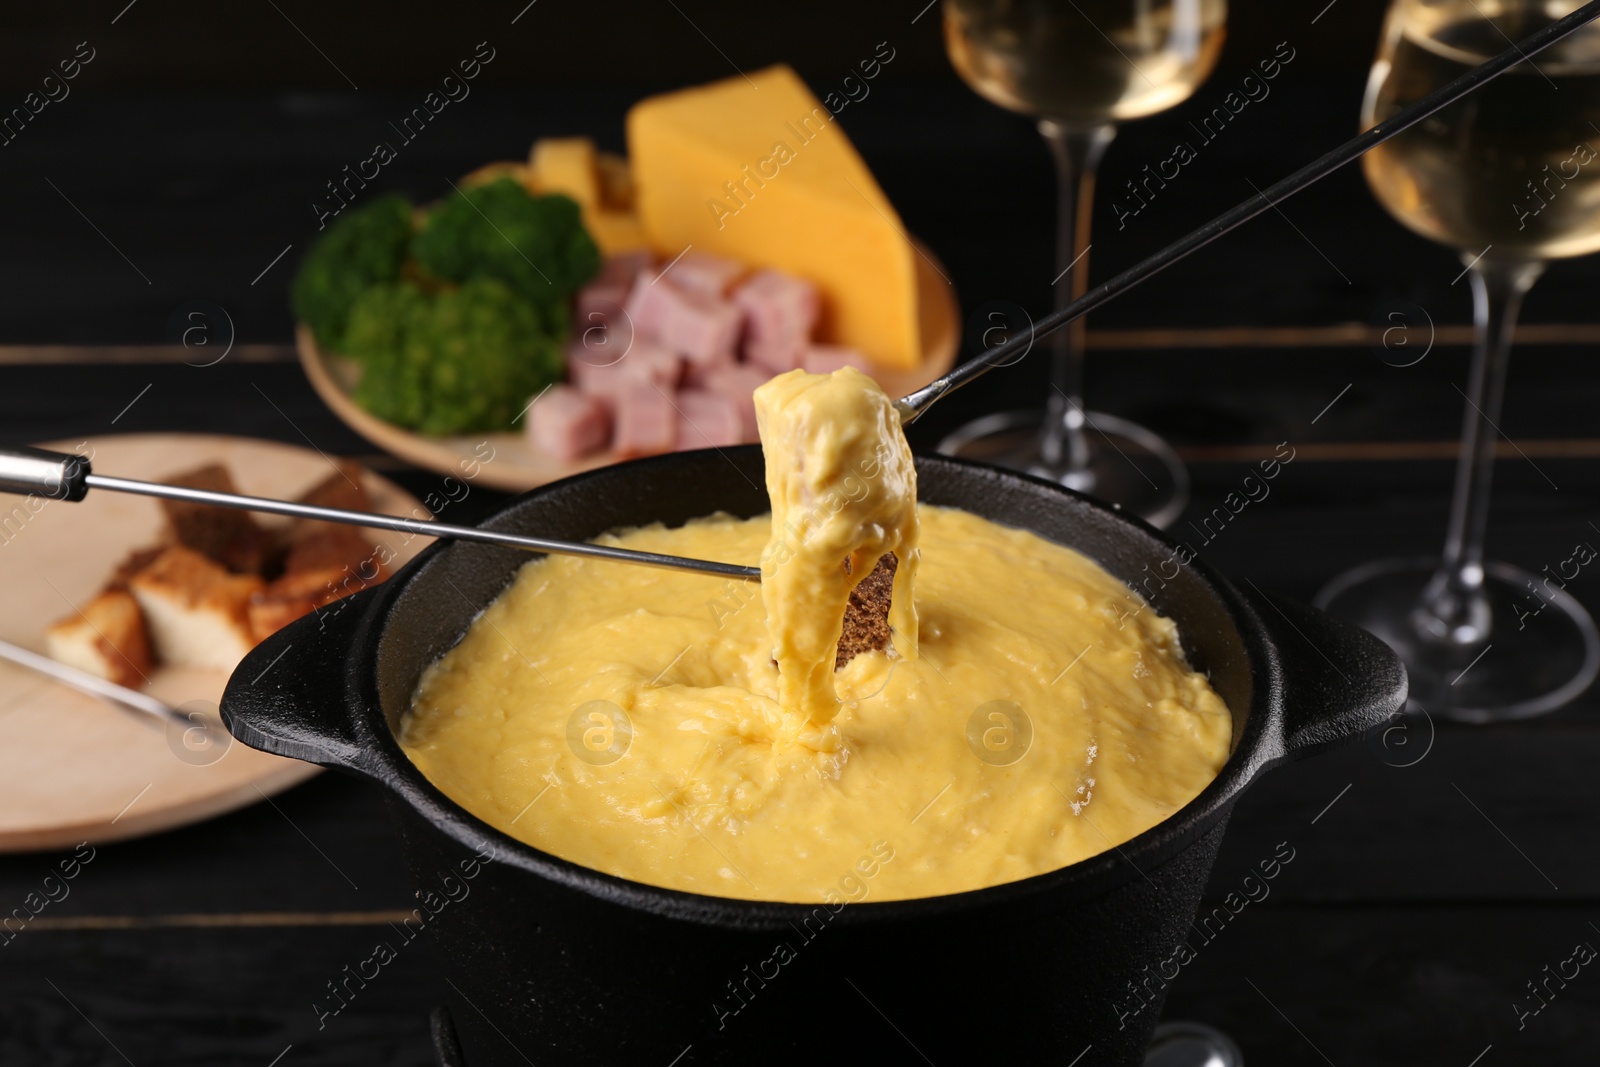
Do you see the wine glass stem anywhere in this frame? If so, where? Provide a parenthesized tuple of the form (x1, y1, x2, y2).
(1037, 120, 1117, 478)
(1414, 256, 1544, 646)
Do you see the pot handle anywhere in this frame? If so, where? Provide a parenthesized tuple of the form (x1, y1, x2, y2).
(221, 588, 379, 775)
(1241, 586, 1409, 760)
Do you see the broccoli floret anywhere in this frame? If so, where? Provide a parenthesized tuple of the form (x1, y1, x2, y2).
(297, 181, 586, 435)
(344, 282, 432, 428)
(349, 277, 565, 435)
(413, 178, 600, 301)
(418, 277, 566, 434)
(292, 194, 414, 348)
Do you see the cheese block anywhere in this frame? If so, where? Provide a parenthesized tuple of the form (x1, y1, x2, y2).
(530, 137, 601, 209)
(585, 208, 650, 255)
(527, 139, 646, 255)
(627, 65, 920, 370)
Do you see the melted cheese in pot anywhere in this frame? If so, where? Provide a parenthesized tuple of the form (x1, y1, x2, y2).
(400, 371, 1231, 902)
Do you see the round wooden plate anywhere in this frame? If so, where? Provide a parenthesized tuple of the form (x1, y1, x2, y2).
(0, 434, 428, 853)
(298, 242, 961, 493)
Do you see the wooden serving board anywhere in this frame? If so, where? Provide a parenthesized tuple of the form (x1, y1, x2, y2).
(0, 434, 427, 853)
(297, 240, 961, 492)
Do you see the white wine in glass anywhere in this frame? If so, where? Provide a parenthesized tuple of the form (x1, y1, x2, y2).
(939, 0, 1226, 529)
(1317, 0, 1600, 721)
(945, 0, 1226, 123)
(1364, 2, 1600, 257)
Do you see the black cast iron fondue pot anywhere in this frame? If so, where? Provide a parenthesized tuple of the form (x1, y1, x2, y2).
(222, 447, 1406, 1067)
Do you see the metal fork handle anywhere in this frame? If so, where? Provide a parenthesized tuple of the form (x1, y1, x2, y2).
(0, 445, 90, 501)
(0, 447, 762, 582)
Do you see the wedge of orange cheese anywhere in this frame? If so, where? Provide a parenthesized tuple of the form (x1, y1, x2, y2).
(627, 65, 920, 370)
(524, 137, 650, 256)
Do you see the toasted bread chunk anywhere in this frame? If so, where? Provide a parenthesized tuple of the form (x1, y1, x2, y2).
(836, 553, 896, 670)
(105, 545, 166, 591)
(292, 462, 374, 523)
(245, 566, 350, 642)
(129, 545, 263, 672)
(246, 591, 317, 642)
(281, 462, 383, 564)
(247, 525, 388, 643)
(285, 524, 385, 579)
(159, 464, 274, 574)
(45, 588, 153, 689)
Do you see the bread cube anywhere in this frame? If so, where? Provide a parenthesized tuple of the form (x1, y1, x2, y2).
(45, 588, 153, 689)
(129, 546, 263, 672)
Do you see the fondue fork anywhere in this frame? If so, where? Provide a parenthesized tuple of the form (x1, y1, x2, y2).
(894, 0, 1600, 423)
(0, 635, 188, 727)
(0, 447, 763, 581)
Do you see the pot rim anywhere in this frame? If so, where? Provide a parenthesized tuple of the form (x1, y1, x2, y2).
(343, 448, 1292, 930)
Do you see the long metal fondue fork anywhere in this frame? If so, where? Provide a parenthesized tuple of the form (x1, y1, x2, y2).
(0, 446, 764, 581)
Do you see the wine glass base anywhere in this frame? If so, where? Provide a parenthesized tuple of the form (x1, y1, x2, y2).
(1144, 1020, 1244, 1067)
(1315, 557, 1600, 723)
(937, 409, 1190, 529)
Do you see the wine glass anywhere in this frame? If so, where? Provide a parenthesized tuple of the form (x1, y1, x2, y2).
(938, 0, 1227, 528)
(1316, 0, 1600, 721)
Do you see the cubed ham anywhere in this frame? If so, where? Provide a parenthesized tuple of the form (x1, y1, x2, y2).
(682, 345, 737, 389)
(566, 336, 616, 378)
(569, 340, 682, 404)
(673, 389, 744, 450)
(567, 312, 635, 371)
(662, 250, 744, 297)
(612, 383, 677, 457)
(802, 344, 872, 376)
(527, 385, 611, 461)
(623, 270, 673, 340)
(666, 289, 743, 369)
(623, 272, 743, 368)
(598, 250, 652, 288)
(576, 281, 629, 331)
(734, 269, 819, 373)
(702, 365, 772, 442)
(621, 342, 685, 388)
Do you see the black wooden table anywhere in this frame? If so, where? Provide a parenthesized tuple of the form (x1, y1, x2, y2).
(3, 71, 1600, 1066)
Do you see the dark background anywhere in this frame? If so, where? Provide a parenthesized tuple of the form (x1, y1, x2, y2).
(5, 1, 1600, 1065)
(1, 0, 1384, 88)
(0, 0, 1504, 350)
